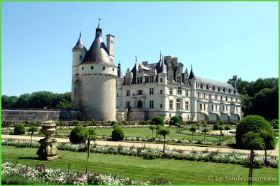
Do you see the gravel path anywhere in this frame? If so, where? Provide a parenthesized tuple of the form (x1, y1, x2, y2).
(2, 134, 278, 156)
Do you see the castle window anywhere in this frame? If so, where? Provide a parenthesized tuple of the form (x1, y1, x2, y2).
(137, 77, 143, 84)
(149, 76, 154, 83)
(126, 90, 130, 96)
(226, 96, 228, 102)
(112, 68, 114, 71)
(197, 92, 200, 98)
(137, 100, 143, 108)
(215, 95, 218, 101)
(231, 97, 233, 102)
(212, 105, 214, 111)
(149, 100, 154, 109)
(176, 99, 181, 110)
(216, 105, 218, 111)
(137, 90, 143, 95)
(103, 66, 105, 70)
(209, 94, 212, 101)
(80, 55, 83, 60)
(160, 90, 163, 94)
(203, 93, 206, 99)
(185, 101, 189, 110)
(82, 67, 84, 70)
(220, 96, 223, 101)
(223, 105, 225, 111)
(169, 88, 173, 95)
(160, 104, 163, 109)
(185, 91, 189, 97)
(200, 104, 203, 111)
(91, 66, 94, 69)
(169, 100, 173, 110)
(160, 78, 163, 83)
(149, 88, 154, 95)
(178, 87, 182, 95)
(176, 77, 181, 83)
(203, 104, 206, 111)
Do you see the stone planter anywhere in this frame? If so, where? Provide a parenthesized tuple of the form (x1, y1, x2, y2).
(37, 120, 58, 160)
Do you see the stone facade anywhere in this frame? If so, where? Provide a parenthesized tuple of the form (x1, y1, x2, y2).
(117, 56, 242, 123)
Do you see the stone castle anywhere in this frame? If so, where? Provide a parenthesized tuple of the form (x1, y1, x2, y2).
(72, 24, 242, 122)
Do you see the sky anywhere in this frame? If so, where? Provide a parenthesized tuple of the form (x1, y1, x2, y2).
(2, 2, 278, 96)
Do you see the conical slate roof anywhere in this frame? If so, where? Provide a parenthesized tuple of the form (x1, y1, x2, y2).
(188, 65, 195, 79)
(72, 33, 85, 51)
(81, 25, 111, 65)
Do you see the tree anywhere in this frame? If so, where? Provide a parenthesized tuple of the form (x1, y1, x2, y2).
(201, 127, 209, 143)
(259, 130, 274, 167)
(242, 132, 264, 185)
(151, 116, 164, 126)
(155, 124, 162, 138)
(28, 122, 38, 144)
(236, 115, 276, 149)
(218, 126, 224, 143)
(189, 125, 197, 141)
(85, 128, 96, 174)
(157, 127, 170, 154)
(149, 125, 156, 138)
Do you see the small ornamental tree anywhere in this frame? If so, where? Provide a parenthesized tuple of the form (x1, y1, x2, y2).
(69, 125, 87, 144)
(202, 127, 209, 143)
(149, 125, 156, 138)
(14, 123, 25, 135)
(157, 127, 170, 154)
(189, 125, 197, 141)
(213, 124, 219, 130)
(224, 125, 231, 134)
(236, 115, 276, 149)
(85, 128, 96, 174)
(242, 132, 264, 185)
(151, 116, 164, 126)
(155, 124, 162, 138)
(259, 130, 274, 167)
(28, 123, 38, 143)
(112, 127, 124, 141)
(218, 126, 224, 143)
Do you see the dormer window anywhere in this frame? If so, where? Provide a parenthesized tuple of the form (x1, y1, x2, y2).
(91, 66, 94, 69)
(103, 66, 105, 70)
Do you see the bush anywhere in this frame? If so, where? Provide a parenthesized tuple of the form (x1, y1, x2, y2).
(69, 125, 87, 144)
(224, 125, 231, 130)
(112, 127, 124, 141)
(14, 123, 25, 135)
(151, 116, 164, 126)
(269, 119, 278, 129)
(236, 115, 276, 149)
(213, 124, 219, 130)
(169, 116, 182, 126)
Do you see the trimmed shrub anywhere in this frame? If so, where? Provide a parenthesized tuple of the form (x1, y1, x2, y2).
(112, 127, 124, 141)
(169, 116, 182, 126)
(69, 125, 86, 144)
(14, 123, 25, 135)
(236, 115, 276, 149)
(213, 124, 219, 130)
(269, 119, 278, 129)
(151, 116, 164, 126)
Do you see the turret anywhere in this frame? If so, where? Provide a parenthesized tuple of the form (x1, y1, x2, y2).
(72, 33, 87, 110)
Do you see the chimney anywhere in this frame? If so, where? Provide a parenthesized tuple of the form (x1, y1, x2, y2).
(106, 34, 115, 57)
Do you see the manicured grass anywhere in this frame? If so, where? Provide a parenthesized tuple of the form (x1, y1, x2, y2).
(56, 127, 235, 144)
(2, 146, 278, 185)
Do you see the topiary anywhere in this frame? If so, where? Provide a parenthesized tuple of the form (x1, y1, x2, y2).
(14, 123, 25, 135)
(69, 124, 87, 144)
(269, 119, 278, 129)
(169, 116, 182, 126)
(112, 127, 124, 141)
(236, 115, 276, 149)
(213, 124, 219, 130)
(151, 116, 164, 126)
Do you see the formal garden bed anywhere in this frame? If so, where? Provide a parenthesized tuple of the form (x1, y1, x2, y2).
(2, 161, 170, 185)
(2, 138, 278, 168)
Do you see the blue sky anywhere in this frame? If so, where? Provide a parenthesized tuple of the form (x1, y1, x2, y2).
(2, 2, 278, 96)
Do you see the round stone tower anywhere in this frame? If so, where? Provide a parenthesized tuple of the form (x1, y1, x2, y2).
(72, 24, 117, 121)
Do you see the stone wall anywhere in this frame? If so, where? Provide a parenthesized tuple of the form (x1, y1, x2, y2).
(2, 109, 81, 122)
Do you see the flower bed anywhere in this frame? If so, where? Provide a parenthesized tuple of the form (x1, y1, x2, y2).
(2, 138, 278, 168)
(2, 161, 171, 185)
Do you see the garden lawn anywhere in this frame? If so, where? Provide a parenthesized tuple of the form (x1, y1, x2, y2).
(2, 146, 278, 185)
(57, 127, 235, 144)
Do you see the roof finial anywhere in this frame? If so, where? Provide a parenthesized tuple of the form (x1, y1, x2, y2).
(135, 56, 137, 63)
(98, 18, 101, 27)
(160, 50, 162, 59)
